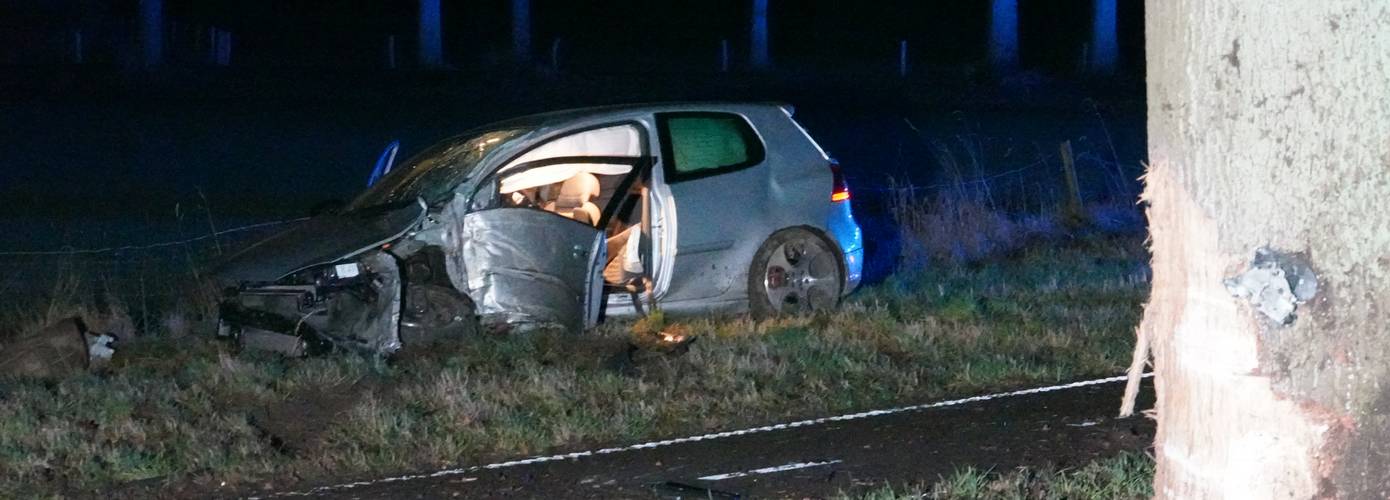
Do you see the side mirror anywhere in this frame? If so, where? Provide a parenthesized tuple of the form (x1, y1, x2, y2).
(368, 140, 401, 187)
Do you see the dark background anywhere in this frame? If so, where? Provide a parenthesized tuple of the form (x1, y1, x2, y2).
(0, 1, 1148, 286)
(2, 1, 1144, 71)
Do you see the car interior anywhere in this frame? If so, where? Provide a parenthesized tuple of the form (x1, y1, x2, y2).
(491, 124, 653, 294)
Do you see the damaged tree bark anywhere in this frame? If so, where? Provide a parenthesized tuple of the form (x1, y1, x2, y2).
(1131, 1, 1390, 497)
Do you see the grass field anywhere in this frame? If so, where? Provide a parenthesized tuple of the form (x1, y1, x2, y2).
(0, 229, 1147, 497)
(848, 451, 1154, 500)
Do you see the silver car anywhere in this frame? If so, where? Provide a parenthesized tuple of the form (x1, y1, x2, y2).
(215, 102, 863, 355)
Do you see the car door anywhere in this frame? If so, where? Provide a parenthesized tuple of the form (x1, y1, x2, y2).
(459, 119, 646, 332)
(460, 207, 605, 333)
(655, 111, 770, 302)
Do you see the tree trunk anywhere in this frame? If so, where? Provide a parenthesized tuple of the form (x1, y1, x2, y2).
(1089, 0, 1117, 74)
(1139, 1, 1390, 497)
(139, 0, 163, 67)
(988, 0, 1018, 72)
(418, 0, 443, 67)
(512, 0, 531, 63)
(750, 0, 770, 69)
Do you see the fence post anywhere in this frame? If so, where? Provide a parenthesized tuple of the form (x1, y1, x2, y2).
(1058, 140, 1087, 227)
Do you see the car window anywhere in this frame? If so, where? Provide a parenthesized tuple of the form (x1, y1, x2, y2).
(657, 113, 764, 181)
(348, 127, 529, 210)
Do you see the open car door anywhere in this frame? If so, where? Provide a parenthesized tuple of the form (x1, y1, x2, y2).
(461, 207, 605, 332)
(462, 144, 647, 332)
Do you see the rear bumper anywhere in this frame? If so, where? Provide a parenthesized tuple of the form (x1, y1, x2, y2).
(826, 200, 864, 295)
(843, 246, 864, 294)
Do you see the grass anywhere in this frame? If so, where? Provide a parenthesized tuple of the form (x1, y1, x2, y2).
(0, 233, 1148, 497)
(846, 451, 1155, 499)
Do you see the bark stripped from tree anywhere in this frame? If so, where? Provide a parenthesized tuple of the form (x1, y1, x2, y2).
(1136, 1, 1390, 497)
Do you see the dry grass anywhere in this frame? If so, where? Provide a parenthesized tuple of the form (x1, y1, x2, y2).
(0, 233, 1148, 497)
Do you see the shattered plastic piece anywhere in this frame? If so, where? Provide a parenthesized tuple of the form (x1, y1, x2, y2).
(87, 333, 117, 362)
(1224, 247, 1318, 325)
(334, 262, 361, 279)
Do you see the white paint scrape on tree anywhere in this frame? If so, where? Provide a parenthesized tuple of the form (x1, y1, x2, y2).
(1136, 1, 1390, 498)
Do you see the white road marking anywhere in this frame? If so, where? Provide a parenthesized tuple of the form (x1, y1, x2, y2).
(252, 373, 1151, 498)
(697, 460, 843, 481)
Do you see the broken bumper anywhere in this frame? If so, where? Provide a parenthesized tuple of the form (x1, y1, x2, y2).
(218, 251, 403, 355)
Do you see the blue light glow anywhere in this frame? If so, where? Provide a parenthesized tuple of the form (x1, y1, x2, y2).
(989, 0, 1023, 72)
(140, 0, 162, 66)
(751, 0, 770, 69)
(418, 0, 443, 66)
(1090, 0, 1118, 74)
(513, 0, 532, 62)
(989, 0, 1018, 72)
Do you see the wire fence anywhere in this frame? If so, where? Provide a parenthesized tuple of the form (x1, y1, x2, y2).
(0, 147, 1141, 326)
(0, 218, 305, 323)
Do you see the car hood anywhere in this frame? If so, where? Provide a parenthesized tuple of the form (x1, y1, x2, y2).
(214, 201, 427, 285)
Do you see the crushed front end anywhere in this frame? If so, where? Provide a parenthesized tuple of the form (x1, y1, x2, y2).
(219, 250, 403, 356)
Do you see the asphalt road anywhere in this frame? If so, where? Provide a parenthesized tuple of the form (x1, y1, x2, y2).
(263, 377, 1155, 499)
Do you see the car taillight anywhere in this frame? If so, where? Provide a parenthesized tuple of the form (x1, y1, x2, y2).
(830, 160, 850, 202)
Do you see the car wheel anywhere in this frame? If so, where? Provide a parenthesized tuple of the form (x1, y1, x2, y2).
(748, 228, 843, 319)
(399, 284, 479, 346)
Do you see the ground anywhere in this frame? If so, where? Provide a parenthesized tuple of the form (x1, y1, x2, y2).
(0, 68, 1151, 498)
(263, 378, 1155, 498)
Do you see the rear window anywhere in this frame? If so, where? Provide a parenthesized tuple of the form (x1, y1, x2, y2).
(657, 112, 765, 181)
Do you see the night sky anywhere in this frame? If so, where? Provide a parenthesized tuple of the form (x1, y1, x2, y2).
(0, 0, 1148, 250)
(3, 1, 1145, 74)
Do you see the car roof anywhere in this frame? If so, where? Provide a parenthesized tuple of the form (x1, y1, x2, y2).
(487, 101, 793, 130)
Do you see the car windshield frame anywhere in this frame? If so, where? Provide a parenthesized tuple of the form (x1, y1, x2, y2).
(348, 127, 531, 210)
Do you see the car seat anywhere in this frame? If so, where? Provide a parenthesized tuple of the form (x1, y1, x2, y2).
(544, 173, 602, 226)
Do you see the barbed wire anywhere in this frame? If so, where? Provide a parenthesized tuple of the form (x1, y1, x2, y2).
(0, 218, 306, 257)
(0, 151, 1138, 258)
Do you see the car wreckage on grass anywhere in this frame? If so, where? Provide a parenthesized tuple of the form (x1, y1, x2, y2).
(214, 103, 864, 355)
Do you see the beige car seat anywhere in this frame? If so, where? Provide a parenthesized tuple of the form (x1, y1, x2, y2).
(544, 173, 602, 226)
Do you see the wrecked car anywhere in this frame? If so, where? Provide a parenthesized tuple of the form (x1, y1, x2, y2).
(214, 103, 863, 355)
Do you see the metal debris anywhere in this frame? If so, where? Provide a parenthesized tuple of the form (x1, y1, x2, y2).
(1224, 247, 1318, 325)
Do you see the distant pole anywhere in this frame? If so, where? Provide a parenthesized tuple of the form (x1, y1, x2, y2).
(418, 0, 444, 67)
(750, 0, 770, 69)
(139, 0, 163, 67)
(720, 39, 730, 72)
(550, 38, 562, 71)
(988, 0, 1019, 72)
(898, 39, 908, 77)
(387, 35, 397, 69)
(1089, 0, 1118, 74)
(73, 30, 84, 64)
(217, 30, 232, 66)
(512, 0, 532, 63)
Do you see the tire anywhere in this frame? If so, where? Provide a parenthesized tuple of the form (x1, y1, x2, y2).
(399, 284, 480, 346)
(747, 227, 844, 319)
